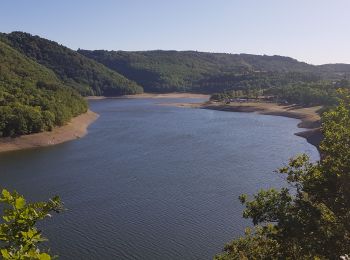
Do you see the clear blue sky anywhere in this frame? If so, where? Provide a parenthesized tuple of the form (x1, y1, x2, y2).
(1, 0, 349, 65)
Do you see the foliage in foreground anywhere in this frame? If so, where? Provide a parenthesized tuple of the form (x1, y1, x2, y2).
(215, 97, 350, 259)
(0, 190, 62, 259)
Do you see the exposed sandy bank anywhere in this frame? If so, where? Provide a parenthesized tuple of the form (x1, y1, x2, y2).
(166, 100, 322, 148)
(202, 102, 322, 148)
(201, 102, 321, 128)
(0, 110, 99, 153)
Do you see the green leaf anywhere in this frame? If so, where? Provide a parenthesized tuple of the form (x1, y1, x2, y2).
(15, 197, 26, 209)
(39, 253, 51, 260)
(1, 189, 11, 199)
(0, 249, 10, 259)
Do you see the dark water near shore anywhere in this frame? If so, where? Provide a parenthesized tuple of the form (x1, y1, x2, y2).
(0, 98, 319, 259)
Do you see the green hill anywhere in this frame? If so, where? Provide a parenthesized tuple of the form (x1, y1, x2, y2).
(0, 39, 60, 86)
(0, 40, 87, 137)
(1, 31, 348, 96)
(77, 50, 323, 92)
(78, 50, 350, 93)
(317, 63, 350, 79)
(1, 32, 143, 96)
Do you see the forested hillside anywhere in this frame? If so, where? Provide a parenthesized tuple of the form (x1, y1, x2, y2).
(1, 31, 348, 97)
(0, 40, 87, 137)
(0, 32, 143, 96)
(78, 49, 350, 93)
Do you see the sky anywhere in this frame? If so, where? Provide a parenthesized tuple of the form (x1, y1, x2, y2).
(1, 0, 349, 65)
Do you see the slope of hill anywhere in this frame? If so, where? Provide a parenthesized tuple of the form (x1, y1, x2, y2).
(317, 63, 350, 79)
(78, 50, 328, 92)
(79, 49, 350, 93)
(1, 31, 349, 99)
(0, 40, 87, 137)
(1, 32, 143, 96)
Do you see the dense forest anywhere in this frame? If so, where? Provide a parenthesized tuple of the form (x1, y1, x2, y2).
(78, 49, 350, 107)
(0, 40, 87, 137)
(210, 79, 350, 107)
(2, 32, 349, 97)
(0, 32, 143, 96)
(265, 81, 350, 106)
(79, 49, 350, 93)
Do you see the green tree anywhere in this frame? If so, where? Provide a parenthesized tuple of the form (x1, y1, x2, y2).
(0, 189, 63, 260)
(215, 97, 350, 259)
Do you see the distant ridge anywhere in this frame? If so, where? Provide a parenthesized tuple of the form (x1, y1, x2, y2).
(1, 32, 143, 96)
(1, 31, 349, 95)
(78, 49, 350, 93)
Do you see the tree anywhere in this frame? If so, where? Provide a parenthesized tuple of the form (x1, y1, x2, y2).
(215, 96, 350, 259)
(0, 189, 63, 259)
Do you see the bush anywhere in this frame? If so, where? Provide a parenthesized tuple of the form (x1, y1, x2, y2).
(0, 189, 63, 259)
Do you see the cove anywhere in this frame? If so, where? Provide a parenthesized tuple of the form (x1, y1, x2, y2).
(0, 98, 319, 259)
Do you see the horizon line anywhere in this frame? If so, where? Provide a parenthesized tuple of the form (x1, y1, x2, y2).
(3, 31, 350, 66)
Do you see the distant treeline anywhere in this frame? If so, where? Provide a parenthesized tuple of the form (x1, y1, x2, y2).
(211, 80, 350, 107)
(265, 81, 348, 106)
(79, 49, 350, 93)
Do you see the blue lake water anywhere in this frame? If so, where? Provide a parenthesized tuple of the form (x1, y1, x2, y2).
(0, 98, 319, 259)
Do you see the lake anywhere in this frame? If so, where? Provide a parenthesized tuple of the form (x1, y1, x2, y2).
(0, 98, 319, 259)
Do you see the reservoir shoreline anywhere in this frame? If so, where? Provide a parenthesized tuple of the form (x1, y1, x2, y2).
(202, 102, 322, 148)
(0, 110, 99, 153)
(0, 93, 209, 154)
(0, 93, 322, 153)
(162, 100, 322, 148)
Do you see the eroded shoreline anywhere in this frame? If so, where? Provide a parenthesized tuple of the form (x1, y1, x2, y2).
(0, 110, 99, 153)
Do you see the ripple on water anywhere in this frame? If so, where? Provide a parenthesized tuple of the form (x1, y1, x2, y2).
(0, 98, 319, 259)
